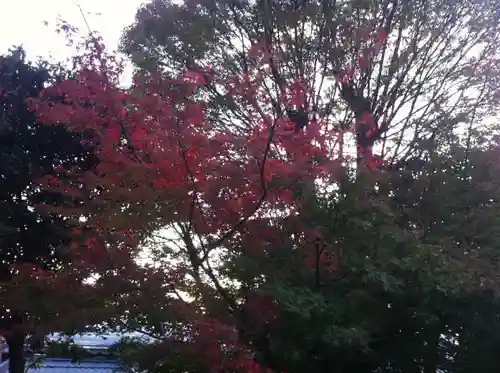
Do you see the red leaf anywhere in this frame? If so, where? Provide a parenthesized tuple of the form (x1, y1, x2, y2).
(378, 29, 388, 43)
(186, 104, 205, 126)
(131, 126, 148, 148)
(106, 122, 121, 143)
(182, 70, 207, 87)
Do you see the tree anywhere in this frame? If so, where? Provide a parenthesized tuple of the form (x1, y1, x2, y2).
(26, 3, 500, 372)
(103, 138, 500, 373)
(0, 47, 98, 373)
(116, 1, 500, 370)
(223, 141, 500, 373)
(31, 24, 364, 371)
(121, 0, 500, 168)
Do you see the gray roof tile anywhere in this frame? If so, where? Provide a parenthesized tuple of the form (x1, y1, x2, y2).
(27, 359, 120, 373)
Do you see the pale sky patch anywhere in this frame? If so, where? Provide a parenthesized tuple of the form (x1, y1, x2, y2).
(0, 0, 144, 86)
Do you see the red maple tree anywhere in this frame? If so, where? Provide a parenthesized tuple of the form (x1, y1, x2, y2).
(20, 24, 388, 372)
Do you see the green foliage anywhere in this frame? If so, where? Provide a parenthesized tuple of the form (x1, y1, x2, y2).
(214, 142, 500, 373)
(0, 47, 96, 279)
(110, 337, 208, 373)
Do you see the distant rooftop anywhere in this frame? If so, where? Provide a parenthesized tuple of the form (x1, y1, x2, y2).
(47, 334, 122, 349)
(26, 358, 120, 373)
(0, 332, 152, 372)
(48, 332, 152, 347)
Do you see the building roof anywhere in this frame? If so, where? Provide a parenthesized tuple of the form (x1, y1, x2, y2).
(48, 333, 123, 348)
(47, 332, 153, 348)
(26, 359, 120, 373)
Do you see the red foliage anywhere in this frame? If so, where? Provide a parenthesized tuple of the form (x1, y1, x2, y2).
(20, 23, 389, 372)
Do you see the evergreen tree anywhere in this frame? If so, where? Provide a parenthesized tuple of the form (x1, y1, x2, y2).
(0, 47, 97, 373)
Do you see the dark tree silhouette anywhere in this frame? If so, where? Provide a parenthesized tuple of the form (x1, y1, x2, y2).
(0, 47, 97, 373)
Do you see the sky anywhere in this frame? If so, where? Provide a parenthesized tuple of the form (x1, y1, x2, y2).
(0, 0, 145, 85)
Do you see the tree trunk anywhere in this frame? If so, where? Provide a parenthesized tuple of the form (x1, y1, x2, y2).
(7, 332, 25, 373)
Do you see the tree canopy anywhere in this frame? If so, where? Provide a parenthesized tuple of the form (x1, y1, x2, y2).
(3, 0, 500, 373)
(121, 0, 500, 165)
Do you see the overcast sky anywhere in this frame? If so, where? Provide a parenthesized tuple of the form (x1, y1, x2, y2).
(0, 0, 144, 85)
